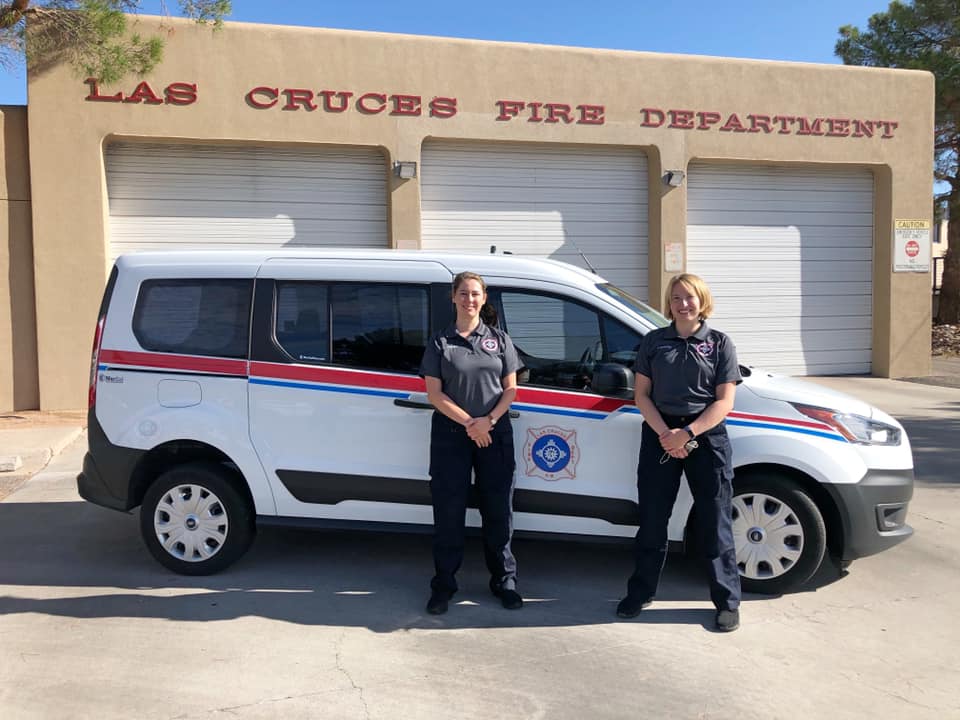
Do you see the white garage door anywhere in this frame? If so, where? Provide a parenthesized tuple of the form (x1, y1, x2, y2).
(421, 141, 650, 299)
(687, 164, 874, 375)
(105, 143, 388, 259)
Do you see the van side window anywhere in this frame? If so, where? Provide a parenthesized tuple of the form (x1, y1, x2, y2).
(133, 279, 252, 359)
(499, 291, 602, 391)
(331, 284, 429, 373)
(604, 317, 643, 368)
(275, 282, 330, 363)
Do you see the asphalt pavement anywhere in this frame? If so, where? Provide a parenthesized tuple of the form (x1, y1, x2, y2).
(0, 371, 959, 719)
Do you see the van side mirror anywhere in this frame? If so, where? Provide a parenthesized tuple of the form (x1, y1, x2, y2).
(592, 363, 634, 399)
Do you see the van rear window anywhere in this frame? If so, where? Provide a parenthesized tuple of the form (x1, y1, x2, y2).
(133, 279, 253, 359)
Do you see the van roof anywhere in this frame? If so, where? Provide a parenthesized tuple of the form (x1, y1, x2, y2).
(114, 248, 610, 290)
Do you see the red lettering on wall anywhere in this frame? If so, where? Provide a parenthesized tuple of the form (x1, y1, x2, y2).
(696, 111, 721, 130)
(123, 81, 164, 105)
(641, 108, 665, 128)
(826, 118, 851, 137)
(719, 113, 748, 132)
(577, 104, 605, 125)
(772, 115, 796, 134)
(246, 86, 279, 109)
(747, 114, 773, 133)
(796, 117, 824, 136)
(282, 88, 318, 111)
(852, 119, 874, 138)
(391, 94, 422, 116)
(430, 96, 458, 118)
(165, 82, 198, 106)
(318, 91, 352, 112)
(545, 103, 573, 123)
(496, 100, 525, 120)
(84, 77, 123, 102)
(357, 93, 387, 114)
(527, 102, 544, 123)
(668, 110, 695, 129)
(877, 120, 898, 138)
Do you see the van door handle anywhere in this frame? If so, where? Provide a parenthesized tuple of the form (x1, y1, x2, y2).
(393, 399, 434, 410)
(392, 398, 519, 419)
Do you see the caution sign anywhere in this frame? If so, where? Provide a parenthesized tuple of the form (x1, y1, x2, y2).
(894, 219, 931, 273)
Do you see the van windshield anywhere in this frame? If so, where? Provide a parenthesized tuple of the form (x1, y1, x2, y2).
(597, 283, 670, 329)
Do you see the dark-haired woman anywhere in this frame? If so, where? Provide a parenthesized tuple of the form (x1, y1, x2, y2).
(419, 271, 522, 615)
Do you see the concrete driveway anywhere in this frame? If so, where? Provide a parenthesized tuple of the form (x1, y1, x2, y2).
(1, 377, 958, 719)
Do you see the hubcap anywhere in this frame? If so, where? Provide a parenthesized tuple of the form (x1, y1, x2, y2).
(154, 484, 228, 562)
(732, 492, 804, 580)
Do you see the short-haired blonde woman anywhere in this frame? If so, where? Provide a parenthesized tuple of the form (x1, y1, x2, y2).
(617, 273, 743, 632)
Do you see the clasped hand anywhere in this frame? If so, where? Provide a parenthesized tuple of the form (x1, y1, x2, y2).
(658, 428, 690, 459)
(465, 416, 494, 448)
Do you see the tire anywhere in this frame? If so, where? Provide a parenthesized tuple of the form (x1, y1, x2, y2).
(140, 463, 255, 575)
(732, 474, 827, 595)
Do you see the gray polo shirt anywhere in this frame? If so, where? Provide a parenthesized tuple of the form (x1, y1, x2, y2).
(420, 320, 522, 418)
(634, 321, 742, 416)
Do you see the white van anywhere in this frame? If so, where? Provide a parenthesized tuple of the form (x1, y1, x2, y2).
(79, 250, 914, 594)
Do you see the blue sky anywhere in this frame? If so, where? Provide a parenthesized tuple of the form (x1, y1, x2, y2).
(0, 0, 893, 105)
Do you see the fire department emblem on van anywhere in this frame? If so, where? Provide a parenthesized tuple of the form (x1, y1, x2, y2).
(523, 426, 580, 481)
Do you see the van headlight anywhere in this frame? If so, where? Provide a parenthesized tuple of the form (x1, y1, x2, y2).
(792, 404, 902, 446)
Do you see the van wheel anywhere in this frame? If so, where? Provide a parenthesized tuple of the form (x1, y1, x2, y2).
(732, 475, 826, 595)
(140, 463, 254, 575)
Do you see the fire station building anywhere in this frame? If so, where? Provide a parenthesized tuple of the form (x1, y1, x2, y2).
(0, 15, 935, 410)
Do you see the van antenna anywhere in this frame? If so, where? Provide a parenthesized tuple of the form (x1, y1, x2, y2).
(566, 237, 598, 274)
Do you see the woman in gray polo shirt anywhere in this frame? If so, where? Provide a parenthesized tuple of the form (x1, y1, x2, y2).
(420, 271, 523, 616)
(617, 273, 743, 632)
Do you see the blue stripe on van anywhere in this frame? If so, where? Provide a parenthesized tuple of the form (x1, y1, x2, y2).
(249, 377, 409, 399)
(511, 403, 608, 420)
(726, 418, 845, 442)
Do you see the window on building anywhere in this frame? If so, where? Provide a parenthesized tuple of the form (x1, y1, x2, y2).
(133, 279, 253, 358)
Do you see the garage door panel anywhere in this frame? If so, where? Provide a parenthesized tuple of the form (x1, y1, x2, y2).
(688, 226, 873, 247)
(422, 219, 648, 239)
(687, 209, 872, 227)
(422, 141, 649, 299)
(106, 143, 388, 259)
(690, 246, 872, 263)
(688, 261, 872, 283)
(688, 163, 873, 375)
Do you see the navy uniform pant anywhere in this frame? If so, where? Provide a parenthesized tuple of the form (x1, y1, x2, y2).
(428, 412, 518, 595)
(627, 416, 741, 611)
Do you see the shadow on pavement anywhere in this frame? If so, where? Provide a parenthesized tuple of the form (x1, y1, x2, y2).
(895, 407, 960, 487)
(0, 499, 844, 631)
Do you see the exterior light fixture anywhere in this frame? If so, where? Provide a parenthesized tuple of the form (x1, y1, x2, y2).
(393, 161, 417, 179)
(664, 170, 685, 187)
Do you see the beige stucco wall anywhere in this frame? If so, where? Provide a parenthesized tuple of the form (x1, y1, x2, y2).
(0, 106, 39, 412)
(23, 16, 934, 408)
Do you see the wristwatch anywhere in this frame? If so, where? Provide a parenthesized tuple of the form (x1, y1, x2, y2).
(489, 414, 497, 427)
(683, 425, 695, 439)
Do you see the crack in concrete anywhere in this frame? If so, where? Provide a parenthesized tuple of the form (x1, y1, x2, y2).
(334, 629, 371, 720)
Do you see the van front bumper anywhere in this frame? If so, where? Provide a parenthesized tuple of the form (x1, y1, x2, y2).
(824, 468, 914, 561)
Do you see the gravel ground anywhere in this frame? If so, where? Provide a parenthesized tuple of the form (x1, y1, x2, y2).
(932, 323, 960, 357)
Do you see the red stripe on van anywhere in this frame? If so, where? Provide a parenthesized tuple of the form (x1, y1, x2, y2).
(249, 361, 427, 392)
(728, 411, 833, 432)
(99, 349, 248, 376)
(516, 386, 631, 413)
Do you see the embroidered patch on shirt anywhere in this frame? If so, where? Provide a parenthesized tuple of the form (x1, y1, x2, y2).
(481, 337, 499, 352)
(695, 341, 715, 357)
